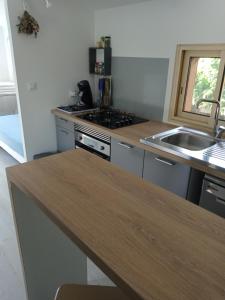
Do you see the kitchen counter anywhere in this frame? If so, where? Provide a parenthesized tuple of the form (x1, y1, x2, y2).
(52, 109, 174, 143)
(52, 109, 225, 180)
(7, 149, 225, 300)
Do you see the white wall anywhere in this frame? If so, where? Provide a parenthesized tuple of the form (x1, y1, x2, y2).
(6, 0, 94, 160)
(95, 0, 225, 121)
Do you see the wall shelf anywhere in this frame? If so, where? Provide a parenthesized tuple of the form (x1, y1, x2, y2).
(89, 47, 112, 76)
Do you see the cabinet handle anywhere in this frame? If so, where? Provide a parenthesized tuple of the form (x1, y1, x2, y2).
(216, 197, 225, 206)
(87, 144, 94, 149)
(155, 156, 176, 166)
(118, 142, 134, 149)
(208, 183, 219, 191)
(60, 129, 69, 135)
(206, 187, 218, 194)
(59, 118, 68, 122)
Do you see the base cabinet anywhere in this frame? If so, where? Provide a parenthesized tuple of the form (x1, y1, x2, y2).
(55, 117, 75, 152)
(143, 151, 191, 198)
(200, 175, 225, 218)
(11, 184, 87, 300)
(111, 138, 144, 177)
(57, 127, 75, 152)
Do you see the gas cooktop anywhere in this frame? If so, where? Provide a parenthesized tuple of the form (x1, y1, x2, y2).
(78, 109, 148, 129)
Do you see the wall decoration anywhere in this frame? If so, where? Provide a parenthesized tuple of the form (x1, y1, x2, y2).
(16, 0, 53, 38)
(43, 0, 52, 8)
(17, 10, 39, 38)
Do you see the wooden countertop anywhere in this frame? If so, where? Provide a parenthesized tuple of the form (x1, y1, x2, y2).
(52, 109, 225, 180)
(7, 149, 225, 300)
(53, 109, 174, 145)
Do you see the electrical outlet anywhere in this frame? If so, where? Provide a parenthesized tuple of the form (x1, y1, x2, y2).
(27, 82, 37, 91)
(69, 91, 76, 98)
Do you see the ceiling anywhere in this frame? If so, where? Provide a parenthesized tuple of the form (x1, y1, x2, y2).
(81, 0, 153, 10)
(16, 0, 153, 12)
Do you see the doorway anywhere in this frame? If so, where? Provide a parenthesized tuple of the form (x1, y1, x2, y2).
(0, 0, 26, 163)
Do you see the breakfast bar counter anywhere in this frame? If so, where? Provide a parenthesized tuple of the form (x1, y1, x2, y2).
(7, 149, 225, 300)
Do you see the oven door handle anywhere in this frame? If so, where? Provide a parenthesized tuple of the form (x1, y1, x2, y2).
(87, 144, 95, 149)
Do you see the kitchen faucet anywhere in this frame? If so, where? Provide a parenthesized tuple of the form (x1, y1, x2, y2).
(196, 99, 225, 138)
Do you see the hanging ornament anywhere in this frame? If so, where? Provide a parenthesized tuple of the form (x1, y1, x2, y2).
(43, 0, 52, 8)
(17, 10, 40, 38)
(22, 0, 28, 11)
(16, 0, 53, 38)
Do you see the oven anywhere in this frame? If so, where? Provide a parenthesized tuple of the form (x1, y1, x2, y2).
(74, 123, 111, 160)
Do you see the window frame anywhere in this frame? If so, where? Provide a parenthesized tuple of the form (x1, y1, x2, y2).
(169, 44, 225, 130)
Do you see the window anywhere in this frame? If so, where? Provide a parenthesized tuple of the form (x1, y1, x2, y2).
(169, 44, 225, 129)
(0, 0, 14, 85)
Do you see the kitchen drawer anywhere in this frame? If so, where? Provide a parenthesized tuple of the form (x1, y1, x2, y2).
(56, 127, 75, 152)
(143, 151, 191, 198)
(111, 138, 144, 177)
(55, 116, 74, 132)
(200, 177, 225, 218)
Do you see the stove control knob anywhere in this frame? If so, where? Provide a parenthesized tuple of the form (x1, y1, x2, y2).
(100, 146, 105, 151)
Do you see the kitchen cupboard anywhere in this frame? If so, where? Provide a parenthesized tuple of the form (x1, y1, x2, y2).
(56, 116, 74, 131)
(200, 175, 225, 218)
(11, 184, 87, 300)
(54, 118, 201, 201)
(89, 47, 112, 76)
(111, 138, 144, 177)
(143, 151, 191, 198)
(55, 117, 75, 152)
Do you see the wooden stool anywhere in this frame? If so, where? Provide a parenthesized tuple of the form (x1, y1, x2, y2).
(55, 284, 130, 300)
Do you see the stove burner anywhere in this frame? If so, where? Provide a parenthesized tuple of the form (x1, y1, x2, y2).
(78, 109, 148, 129)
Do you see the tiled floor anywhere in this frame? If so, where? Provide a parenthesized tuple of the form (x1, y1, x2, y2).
(87, 258, 115, 286)
(0, 148, 27, 300)
(0, 148, 113, 300)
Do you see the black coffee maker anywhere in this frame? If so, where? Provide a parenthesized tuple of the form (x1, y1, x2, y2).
(77, 80, 93, 108)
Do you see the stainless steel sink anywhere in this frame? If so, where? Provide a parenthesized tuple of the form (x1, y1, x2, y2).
(161, 132, 216, 151)
(140, 127, 225, 172)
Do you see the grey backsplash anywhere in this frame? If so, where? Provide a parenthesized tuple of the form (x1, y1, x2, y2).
(111, 57, 169, 121)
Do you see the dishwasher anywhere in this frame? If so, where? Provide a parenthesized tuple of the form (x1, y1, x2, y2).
(200, 175, 225, 219)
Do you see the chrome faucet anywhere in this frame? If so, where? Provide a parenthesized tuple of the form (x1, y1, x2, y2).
(196, 99, 225, 138)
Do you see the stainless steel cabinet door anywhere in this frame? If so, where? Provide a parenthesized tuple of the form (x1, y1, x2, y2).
(111, 138, 144, 177)
(143, 151, 191, 198)
(55, 116, 74, 132)
(56, 127, 75, 152)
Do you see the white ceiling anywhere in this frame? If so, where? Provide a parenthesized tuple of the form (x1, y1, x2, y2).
(81, 0, 152, 10)
(26, 0, 153, 11)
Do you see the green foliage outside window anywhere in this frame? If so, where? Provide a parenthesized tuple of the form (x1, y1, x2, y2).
(191, 58, 225, 118)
